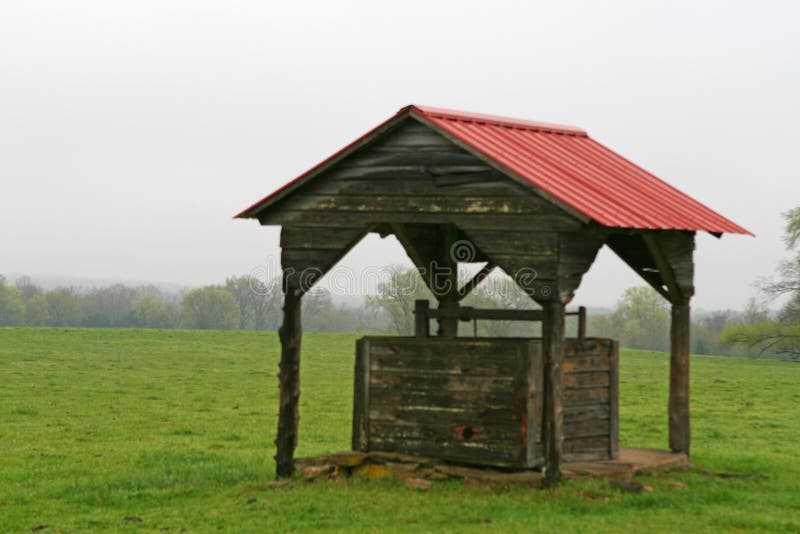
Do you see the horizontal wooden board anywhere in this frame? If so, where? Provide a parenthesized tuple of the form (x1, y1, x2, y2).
(371, 123, 455, 148)
(369, 420, 524, 444)
(563, 355, 611, 373)
(370, 371, 517, 391)
(564, 404, 610, 422)
(564, 417, 610, 439)
(280, 226, 364, 249)
(371, 358, 523, 376)
(564, 435, 610, 453)
(564, 387, 610, 406)
(367, 436, 524, 467)
(340, 149, 480, 168)
(565, 338, 614, 356)
(564, 371, 610, 389)
(303, 174, 525, 196)
(563, 449, 612, 462)
(462, 230, 559, 256)
(276, 194, 560, 216)
(369, 388, 518, 411)
(260, 209, 582, 231)
(368, 405, 521, 427)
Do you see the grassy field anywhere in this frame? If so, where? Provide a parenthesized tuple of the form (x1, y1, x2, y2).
(1, 328, 799, 533)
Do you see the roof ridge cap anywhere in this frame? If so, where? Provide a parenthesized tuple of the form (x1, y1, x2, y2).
(407, 104, 588, 137)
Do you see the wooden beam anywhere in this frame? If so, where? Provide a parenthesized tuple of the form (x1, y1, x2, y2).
(642, 233, 682, 303)
(457, 262, 496, 301)
(669, 302, 691, 455)
(541, 301, 565, 487)
(429, 307, 544, 322)
(275, 288, 302, 478)
(414, 300, 430, 338)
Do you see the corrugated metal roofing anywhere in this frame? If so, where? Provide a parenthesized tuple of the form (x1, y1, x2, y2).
(237, 105, 751, 236)
(411, 106, 751, 235)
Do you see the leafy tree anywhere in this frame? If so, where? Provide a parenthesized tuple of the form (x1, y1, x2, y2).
(367, 266, 432, 335)
(0, 277, 25, 326)
(45, 288, 83, 326)
(589, 286, 669, 351)
(180, 287, 241, 330)
(81, 284, 141, 327)
(131, 295, 173, 328)
(720, 208, 800, 360)
(225, 275, 281, 330)
(24, 295, 50, 326)
(14, 276, 43, 301)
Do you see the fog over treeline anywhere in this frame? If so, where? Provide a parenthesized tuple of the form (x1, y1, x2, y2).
(0, 270, 780, 359)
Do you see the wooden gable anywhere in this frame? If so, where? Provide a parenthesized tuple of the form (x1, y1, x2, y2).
(257, 117, 603, 302)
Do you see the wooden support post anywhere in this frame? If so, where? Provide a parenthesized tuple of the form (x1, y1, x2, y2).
(541, 301, 565, 487)
(352, 338, 370, 451)
(669, 301, 691, 455)
(390, 223, 461, 338)
(436, 224, 460, 338)
(275, 288, 302, 478)
(414, 299, 430, 338)
(437, 294, 459, 338)
(577, 306, 587, 340)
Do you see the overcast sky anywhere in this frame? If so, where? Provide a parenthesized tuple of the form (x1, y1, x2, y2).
(1, 1, 798, 310)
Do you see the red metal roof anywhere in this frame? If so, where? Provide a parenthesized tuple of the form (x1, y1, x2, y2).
(237, 105, 751, 236)
(411, 106, 751, 235)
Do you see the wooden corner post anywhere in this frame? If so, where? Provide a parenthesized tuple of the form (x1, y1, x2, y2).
(541, 300, 565, 487)
(669, 301, 691, 454)
(642, 230, 694, 457)
(275, 287, 303, 478)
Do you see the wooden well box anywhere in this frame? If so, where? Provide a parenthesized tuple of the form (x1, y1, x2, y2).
(352, 337, 618, 468)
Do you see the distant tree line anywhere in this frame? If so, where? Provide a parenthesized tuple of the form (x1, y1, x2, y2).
(0, 274, 385, 332)
(586, 285, 771, 357)
(0, 259, 792, 359)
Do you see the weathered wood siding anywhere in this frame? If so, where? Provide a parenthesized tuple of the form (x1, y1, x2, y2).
(354, 337, 543, 468)
(563, 338, 619, 461)
(262, 118, 603, 302)
(353, 336, 618, 468)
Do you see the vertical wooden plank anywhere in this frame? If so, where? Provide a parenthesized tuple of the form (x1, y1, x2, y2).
(542, 301, 565, 487)
(352, 337, 371, 451)
(275, 288, 302, 478)
(608, 339, 620, 459)
(414, 300, 430, 338)
(669, 302, 691, 454)
(577, 306, 587, 340)
(525, 341, 544, 467)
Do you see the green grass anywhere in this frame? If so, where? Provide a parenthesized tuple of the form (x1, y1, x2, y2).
(1, 328, 799, 533)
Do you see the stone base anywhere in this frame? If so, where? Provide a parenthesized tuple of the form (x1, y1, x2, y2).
(295, 447, 689, 489)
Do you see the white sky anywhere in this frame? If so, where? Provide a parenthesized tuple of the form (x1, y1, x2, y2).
(1, 1, 798, 310)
